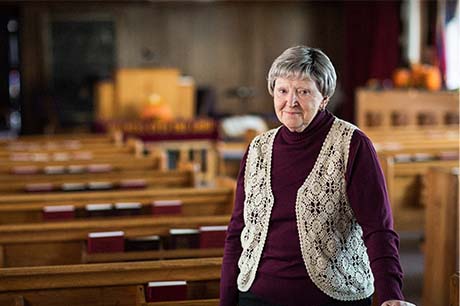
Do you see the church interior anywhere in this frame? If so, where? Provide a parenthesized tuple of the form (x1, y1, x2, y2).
(0, 1, 458, 306)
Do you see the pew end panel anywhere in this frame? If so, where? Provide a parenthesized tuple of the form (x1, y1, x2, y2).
(214, 176, 236, 214)
(423, 167, 459, 306)
(127, 138, 145, 158)
(0, 295, 25, 306)
(380, 153, 459, 231)
(451, 272, 459, 306)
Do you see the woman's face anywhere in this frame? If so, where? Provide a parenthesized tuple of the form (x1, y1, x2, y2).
(273, 77, 328, 133)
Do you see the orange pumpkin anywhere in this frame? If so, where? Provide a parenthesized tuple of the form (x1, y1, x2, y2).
(410, 63, 426, 87)
(140, 94, 173, 121)
(423, 66, 442, 91)
(392, 68, 411, 88)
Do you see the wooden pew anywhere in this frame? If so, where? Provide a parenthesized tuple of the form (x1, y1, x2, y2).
(364, 124, 458, 139)
(0, 132, 120, 146)
(0, 257, 221, 306)
(355, 89, 459, 130)
(0, 168, 195, 194)
(0, 142, 143, 159)
(423, 167, 459, 306)
(0, 214, 230, 267)
(374, 138, 459, 155)
(0, 185, 233, 224)
(379, 155, 458, 231)
(0, 154, 165, 175)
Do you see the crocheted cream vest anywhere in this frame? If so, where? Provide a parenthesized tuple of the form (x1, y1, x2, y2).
(237, 118, 374, 300)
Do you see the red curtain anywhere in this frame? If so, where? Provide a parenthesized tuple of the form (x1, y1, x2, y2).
(341, 0, 402, 123)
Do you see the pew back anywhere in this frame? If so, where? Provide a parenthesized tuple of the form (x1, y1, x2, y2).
(0, 257, 221, 306)
(0, 186, 233, 224)
(0, 169, 194, 194)
(356, 89, 459, 130)
(0, 214, 230, 267)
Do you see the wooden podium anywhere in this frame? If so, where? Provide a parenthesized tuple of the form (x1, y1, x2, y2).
(95, 68, 195, 121)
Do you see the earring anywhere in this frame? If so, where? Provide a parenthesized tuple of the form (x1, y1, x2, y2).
(320, 97, 328, 111)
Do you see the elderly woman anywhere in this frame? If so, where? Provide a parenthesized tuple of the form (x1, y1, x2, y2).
(220, 46, 415, 306)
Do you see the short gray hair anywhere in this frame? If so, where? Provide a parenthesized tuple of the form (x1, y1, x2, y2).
(267, 45, 337, 98)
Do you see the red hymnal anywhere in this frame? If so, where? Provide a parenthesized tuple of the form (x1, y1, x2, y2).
(42, 205, 75, 221)
(11, 165, 38, 174)
(151, 200, 182, 215)
(9, 153, 31, 162)
(199, 225, 228, 248)
(25, 183, 54, 192)
(438, 151, 459, 160)
(87, 164, 112, 173)
(145, 281, 187, 302)
(87, 231, 125, 254)
(119, 179, 147, 189)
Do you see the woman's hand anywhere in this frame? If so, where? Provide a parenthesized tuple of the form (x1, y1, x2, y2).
(381, 300, 416, 306)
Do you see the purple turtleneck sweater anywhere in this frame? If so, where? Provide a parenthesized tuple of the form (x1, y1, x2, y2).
(220, 110, 404, 306)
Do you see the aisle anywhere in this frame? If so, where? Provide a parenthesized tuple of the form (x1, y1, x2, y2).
(399, 231, 424, 305)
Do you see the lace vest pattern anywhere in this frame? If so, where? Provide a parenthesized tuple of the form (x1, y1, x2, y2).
(237, 118, 374, 300)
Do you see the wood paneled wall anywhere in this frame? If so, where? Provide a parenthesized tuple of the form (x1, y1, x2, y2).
(20, 2, 344, 126)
